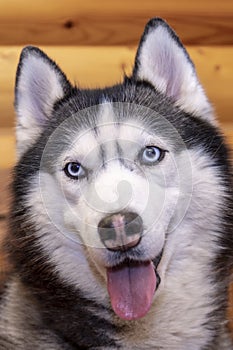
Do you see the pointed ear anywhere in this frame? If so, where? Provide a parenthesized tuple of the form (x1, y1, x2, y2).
(133, 18, 214, 123)
(15, 46, 72, 157)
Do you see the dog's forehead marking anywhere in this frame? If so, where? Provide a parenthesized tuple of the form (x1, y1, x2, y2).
(95, 102, 150, 162)
(96, 102, 142, 163)
(95, 102, 118, 142)
(96, 102, 146, 141)
(62, 102, 166, 167)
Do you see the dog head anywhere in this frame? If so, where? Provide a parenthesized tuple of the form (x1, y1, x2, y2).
(12, 18, 227, 322)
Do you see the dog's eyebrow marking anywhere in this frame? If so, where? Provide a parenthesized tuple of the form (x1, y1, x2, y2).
(92, 125, 99, 136)
(115, 141, 136, 172)
(100, 144, 106, 166)
(116, 141, 124, 165)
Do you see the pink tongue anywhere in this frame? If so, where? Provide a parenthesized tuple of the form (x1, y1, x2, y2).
(107, 261, 156, 320)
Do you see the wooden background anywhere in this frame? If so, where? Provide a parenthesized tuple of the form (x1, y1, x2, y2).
(0, 0, 233, 333)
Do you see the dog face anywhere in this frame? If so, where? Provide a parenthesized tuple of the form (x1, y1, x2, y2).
(40, 103, 187, 257)
(13, 18, 226, 323)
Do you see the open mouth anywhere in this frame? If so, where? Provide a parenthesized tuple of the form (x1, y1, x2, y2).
(106, 257, 161, 321)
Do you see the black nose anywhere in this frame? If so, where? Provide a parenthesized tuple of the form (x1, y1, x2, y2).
(98, 212, 143, 252)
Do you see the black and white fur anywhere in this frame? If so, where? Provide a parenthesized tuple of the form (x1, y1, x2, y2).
(0, 18, 233, 349)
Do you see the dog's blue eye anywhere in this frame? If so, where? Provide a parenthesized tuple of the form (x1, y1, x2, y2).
(141, 146, 165, 164)
(64, 162, 85, 179)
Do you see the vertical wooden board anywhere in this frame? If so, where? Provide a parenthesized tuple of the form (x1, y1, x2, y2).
(0, 48, 18, 127)
(0, 220, 11, 288)
(0, 129, 15, 169)
(0, 168, 12, 216)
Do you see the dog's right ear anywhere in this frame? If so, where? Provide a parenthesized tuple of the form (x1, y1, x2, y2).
(15, 46, 72, 158)
(132, 18, 214, 124)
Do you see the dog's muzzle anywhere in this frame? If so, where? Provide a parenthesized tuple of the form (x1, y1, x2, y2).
(98, 211, 143, 251)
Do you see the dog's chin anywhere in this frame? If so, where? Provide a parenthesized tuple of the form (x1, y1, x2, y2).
(91, 247, 163, 321)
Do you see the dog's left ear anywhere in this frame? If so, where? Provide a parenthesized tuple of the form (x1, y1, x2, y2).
(133, 18, 214, 123)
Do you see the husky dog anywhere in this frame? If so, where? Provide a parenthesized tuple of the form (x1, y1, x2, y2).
(0, 18, 232, 349)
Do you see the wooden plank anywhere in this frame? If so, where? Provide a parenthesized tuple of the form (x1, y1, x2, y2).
(0, 220, 11, 288)
(0, 0, 232, 46)
(0, 168, 11, 216)
(0, 129, 15, 169)
(0, 45, 232, 127)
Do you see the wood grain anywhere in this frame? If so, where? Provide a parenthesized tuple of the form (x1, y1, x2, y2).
(0, 0, 232, 45)
(0, 129, 15, 169)
(0, 168, 11, 215)
(0, 220, 10, 288)
(0, 45, 233, 127)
